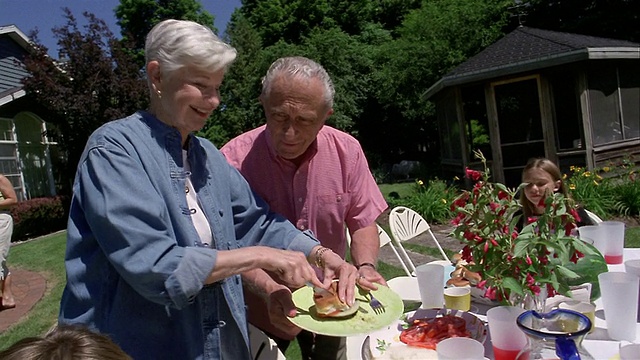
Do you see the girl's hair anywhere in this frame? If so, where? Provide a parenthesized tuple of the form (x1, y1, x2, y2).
(0, 325, 132, 360)
(144, 19, 237, 78)
(261, 56, 335, 109)
(519, 158, 569, 217)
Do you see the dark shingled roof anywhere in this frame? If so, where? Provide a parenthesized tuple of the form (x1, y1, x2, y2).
(449, 26, 639, 76)
(424, 26, 640, 99)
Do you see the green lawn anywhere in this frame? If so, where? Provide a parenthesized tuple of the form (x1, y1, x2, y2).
(378, 182, 415, 201)
(0, 231, 66, 348)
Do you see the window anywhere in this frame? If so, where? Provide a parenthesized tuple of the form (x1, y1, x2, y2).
(588, 61, 640, 146)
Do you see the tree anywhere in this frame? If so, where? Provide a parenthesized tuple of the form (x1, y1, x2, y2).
(115, 0, 215, 66)
(22, 9, 148, 191)
(203, 12, 265, 146)
(364, 0, 511, 166)
(523, 0, 640, 42)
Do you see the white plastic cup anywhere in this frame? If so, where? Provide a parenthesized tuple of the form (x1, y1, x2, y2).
(624, 259, 640, 322)
(415, 263, 444, 309)
(620, 343, 640, 360)
(578, 225, 606, 256)
(598, 272, 639, 341)
(486, 306, 527, 360)
(600, 221, 625, 264)
(436, 337, 485, 360)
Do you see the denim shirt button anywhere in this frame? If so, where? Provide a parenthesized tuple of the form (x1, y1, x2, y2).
(218, 320, 226, 328)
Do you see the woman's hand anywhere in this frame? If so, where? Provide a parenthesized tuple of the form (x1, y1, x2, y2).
(317, 249, 361, 306)
(261, 247, 324, 289)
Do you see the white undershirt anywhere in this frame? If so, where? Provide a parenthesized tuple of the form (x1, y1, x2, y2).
(183, 150, 212, 247)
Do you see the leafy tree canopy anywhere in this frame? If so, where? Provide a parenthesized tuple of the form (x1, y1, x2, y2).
(22, 9, 148, 190)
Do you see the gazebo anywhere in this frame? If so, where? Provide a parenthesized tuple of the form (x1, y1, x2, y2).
(424, 26, 640, 187)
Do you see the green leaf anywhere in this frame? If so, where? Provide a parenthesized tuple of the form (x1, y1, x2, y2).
(555, 265, 580, 280)
(560, 253, 608, 301)
(502, 277, 523, 296)
(513, 240, 530, 257)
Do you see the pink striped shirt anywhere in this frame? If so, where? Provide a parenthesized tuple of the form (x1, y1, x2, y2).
(221, 125, 387, 258)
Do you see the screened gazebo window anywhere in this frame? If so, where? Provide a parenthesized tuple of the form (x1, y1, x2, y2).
(588, 61, 640, 146)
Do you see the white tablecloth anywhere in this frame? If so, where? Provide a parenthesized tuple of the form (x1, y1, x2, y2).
(346, 248, 640, 360)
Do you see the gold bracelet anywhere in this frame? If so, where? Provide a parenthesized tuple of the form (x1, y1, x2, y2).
(314, 247, 331, 268)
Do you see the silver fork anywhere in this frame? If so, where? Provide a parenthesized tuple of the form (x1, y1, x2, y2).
(368, 292, 385, 314)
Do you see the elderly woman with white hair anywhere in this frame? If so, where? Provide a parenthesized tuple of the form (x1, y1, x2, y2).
(58, 19, 358, 360)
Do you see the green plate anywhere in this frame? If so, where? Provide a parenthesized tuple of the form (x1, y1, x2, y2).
(289, 285, 404, 337)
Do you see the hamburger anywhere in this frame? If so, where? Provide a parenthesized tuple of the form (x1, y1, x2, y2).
(313, 281, 359, 318)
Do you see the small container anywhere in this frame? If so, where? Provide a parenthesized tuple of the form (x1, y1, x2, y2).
(515, 309, 594, 360)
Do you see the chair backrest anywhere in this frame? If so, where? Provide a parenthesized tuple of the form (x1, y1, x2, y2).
(583, 209, 603, 224)
(346, 224, 414, 277)
(377, 224, 414, 277)
(388, 206, 451, 270)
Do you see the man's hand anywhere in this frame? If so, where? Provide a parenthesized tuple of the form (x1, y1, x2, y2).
(357, 264, 387, 287)
(265, 286, 302, 337)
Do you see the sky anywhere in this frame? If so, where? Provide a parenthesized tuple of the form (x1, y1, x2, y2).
(0, 0, 241, 57)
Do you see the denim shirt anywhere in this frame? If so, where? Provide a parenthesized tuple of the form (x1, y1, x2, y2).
(59, 111, 319, 359)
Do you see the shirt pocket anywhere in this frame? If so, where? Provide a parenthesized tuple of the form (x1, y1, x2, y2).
(316, 193, 351, 219)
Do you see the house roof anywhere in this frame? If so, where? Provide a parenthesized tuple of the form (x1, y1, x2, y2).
(0, 25, 32, 106)
(424, 26, 640, 100)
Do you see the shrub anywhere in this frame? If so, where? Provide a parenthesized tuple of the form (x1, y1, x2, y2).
(609, 171, 640, 216)
(403, 179, 457, 224)
(565, 166, 614, 218)
(10, 196, 69, 242)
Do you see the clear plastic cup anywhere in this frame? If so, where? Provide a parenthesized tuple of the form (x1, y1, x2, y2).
(436, 337, 485, 360)
(487, 306, 527, 360)
(600, 221, 625, 264)
(415, 263, 444, 309)
(598, 272, 639, 341)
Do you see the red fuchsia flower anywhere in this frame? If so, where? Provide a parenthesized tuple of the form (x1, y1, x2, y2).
(489, 202, 500, 212)
(526, 255, 533, 265)
(564, 221, 576, 236)
(546, 283, 557, 298)
(497, 190, 509, 200)
(529, 283, 541, 295)
(463, 231, 475, 240)
(569, 208, 581, 223)
(483, 241, 490, 253)
(477, 280, 487, 290)
(537, 198, 546, 207)
(527, 217, 537, 224)
(465, 168, 482, 181)
(485, 287, 497, 300)
(511, 231, 518, 240)
(538, 254, 549, 265)
(490, 238, 499, 247)
(570, 250, 585, 263)
(526, 273, 536, 286)
(451, 212, 466, 225)
(461, 246, 473, 262)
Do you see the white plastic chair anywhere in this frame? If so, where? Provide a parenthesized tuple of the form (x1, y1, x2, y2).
(388, 206, 451, 274)
(583, 209, 603, 224)
(346, 224, 415, 277)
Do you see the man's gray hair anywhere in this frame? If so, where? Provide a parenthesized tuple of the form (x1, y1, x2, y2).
(145, 19, 236, 76)
(261, 57, 335, 108)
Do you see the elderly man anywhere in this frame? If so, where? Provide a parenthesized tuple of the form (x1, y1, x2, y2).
(221, 56, 388, 359)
